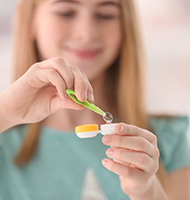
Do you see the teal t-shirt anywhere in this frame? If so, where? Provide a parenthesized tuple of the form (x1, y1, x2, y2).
(0, 116, 190, 200)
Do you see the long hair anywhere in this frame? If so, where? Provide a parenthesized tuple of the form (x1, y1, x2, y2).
(12, 0, 167, 190)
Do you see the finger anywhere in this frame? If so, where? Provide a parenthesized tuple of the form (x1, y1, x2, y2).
(35, 68, 67, 100)
(69, 66, 88, 102)
(102, 158, 149, 185)
(112, 158, 138, 169)
(106, 148, 156, 173)
(49, 95, 84, 114)
(81, 73, 94, 103)
(115, 123, 157, 145)
(40, 58, 74, 90)
(102, 135, 156, 157)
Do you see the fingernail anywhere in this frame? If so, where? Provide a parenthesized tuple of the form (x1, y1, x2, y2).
(119, 125, 125, 133)
(102, 159, 108, 166)
(103, 136, 112, 144)
(107, 149, 114, 156)
(82, 90, 87, 100)
(88, 93, 94, 102)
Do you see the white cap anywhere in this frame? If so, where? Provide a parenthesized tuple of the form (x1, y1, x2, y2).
(100, 123, 117, 135)
(76, 131, 99, 138)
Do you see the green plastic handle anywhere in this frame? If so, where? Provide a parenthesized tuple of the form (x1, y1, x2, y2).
(66, 89, 105, 116)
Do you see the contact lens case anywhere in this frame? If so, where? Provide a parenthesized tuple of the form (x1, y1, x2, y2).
(75, 123, 117, 138)
(67, 89, 116, 138)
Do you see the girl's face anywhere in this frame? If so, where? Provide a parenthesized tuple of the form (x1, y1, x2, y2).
(33, 0, 122, 81)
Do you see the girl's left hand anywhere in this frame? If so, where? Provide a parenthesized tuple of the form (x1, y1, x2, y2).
(102, 123, 160, 198)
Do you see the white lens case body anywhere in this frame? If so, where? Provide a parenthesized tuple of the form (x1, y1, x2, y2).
(76, 123, 117, 138)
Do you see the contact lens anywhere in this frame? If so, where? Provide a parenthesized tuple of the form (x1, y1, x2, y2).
(102, 112, 113, 123)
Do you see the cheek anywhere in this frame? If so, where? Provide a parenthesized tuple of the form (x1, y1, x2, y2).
(106, 28, 122, 53)
(35, 19, 69, 59)
(103, 29, 122, 70)
(100, 21, 122, 60)
(39, 21, 63, 45)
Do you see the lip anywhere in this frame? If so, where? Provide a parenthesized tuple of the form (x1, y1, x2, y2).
(68, 48, 101, 59)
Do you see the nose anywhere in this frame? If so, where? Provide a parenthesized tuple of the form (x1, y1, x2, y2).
(72, 12, 98, 42)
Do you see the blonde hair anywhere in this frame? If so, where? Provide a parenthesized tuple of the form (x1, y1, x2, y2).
(12, 0, 167, 190)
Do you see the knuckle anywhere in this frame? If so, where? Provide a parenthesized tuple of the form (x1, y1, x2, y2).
(70, 65, 79, 71)
(30, 63, 39, 71)
(117, 135, 123, 146)
(138, 154, 147, 165)
(31, 63, 37, 68)
(155, 147, 160, 158)
(117, 149, 123, 160)
(47, 68, 56, 76)
(53, 57, 65, 65)
(152, 159, 159, 174)
(129, 125, 134, 131)
(138, 138, 146, 150)
(155, 161, 159, 172)
(47, 69, 57, 77)
(81, 72, 87, 78)
(135, 126, 141, 136)
(152, 134, 157, 144)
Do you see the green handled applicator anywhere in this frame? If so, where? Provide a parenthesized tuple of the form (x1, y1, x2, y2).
(66, 89, 105, 116)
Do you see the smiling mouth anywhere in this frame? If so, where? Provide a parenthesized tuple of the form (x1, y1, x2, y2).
(68, 48, 101, 59)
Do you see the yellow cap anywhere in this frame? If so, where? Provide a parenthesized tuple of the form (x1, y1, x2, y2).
(75, 124, 99, 133)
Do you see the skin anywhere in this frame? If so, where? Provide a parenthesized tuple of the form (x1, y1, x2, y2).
(32, 0, 122, 129)
(0, 0, 189, 199)
(102, 123, 166, 199)
(32, 0, 122, 81)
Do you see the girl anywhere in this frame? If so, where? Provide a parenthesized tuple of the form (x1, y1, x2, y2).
(0, 0, 190, 199)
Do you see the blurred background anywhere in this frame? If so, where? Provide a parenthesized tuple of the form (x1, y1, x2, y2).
(0, 0, 190, 140)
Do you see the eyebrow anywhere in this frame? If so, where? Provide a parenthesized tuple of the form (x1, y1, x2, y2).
(98, 1, 121, 8)
(53, 0, 80, 4)
(52, 0, 121, 8)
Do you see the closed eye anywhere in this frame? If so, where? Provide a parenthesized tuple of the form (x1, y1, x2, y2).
(57, 11, 75, 17)
(96, 13, 118, 20)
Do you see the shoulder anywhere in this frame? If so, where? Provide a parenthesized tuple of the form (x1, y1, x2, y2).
(0, 125, 27, 138)
(148, 115, 190, 173)
(0, 125, 27, 151)
(0, 125, 27, 165)
(149, 115, 189, 135)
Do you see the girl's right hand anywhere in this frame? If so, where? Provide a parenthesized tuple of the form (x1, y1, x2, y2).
(0, 57, 94, 129)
